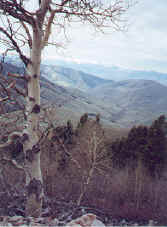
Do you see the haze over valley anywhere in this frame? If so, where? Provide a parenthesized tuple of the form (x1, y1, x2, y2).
(42, 60, 167, 127)
(2, 57, 167, 128)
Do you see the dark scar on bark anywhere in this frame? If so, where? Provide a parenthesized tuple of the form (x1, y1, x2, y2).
(25, 149, 34, 162)
(32, 144, 40, 153)
(31, 104, 40, 114)
(12, 140, 23, 159)
(22, 133, 29, 143)
(29, 97, 35, 102)
(24, 113, 28, 121)
(33, 74, 38, 78)
(27, 178, 43, 202)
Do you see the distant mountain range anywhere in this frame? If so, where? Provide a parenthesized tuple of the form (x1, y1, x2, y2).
(41, 64, 113, 91)
(1, 56, 167, 128)
(46, 59, 167, 85)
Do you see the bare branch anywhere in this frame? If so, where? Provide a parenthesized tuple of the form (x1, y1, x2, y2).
(42, 10, 56, 49)
(0, 0, 35, 25)
(0, 157, 25, 171)
(7, 72, 25, 80)
(0, 77, 16, 102)
(50, 0, 130, 32)
(0, 131, 22, 148)
(20, 21, 33, 49)
(0, 96, 9, 102)
(0, 26, 30, 65)
(36, 0, 52, 29)
(14, 86, 27, 97)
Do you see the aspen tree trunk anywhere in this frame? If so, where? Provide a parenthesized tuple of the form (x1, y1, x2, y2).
(23, 28, 43, 217)
(77, 167, 94, 206)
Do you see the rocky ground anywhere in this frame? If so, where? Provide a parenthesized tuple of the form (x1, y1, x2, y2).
(0, 193, 158, 227)
(0, 214, 157, 227)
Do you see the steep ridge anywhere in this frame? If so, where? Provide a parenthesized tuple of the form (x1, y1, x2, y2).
(0, 62, 117, 127)
(41, 64, 113, 91)
(90, 79, 167, 126)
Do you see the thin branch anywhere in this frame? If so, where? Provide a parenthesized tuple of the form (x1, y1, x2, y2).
(14, 86, 26, 97)
(8, 72, 26, 80)
(20, 21, 32, 49)
(0, 157, 25, 171)
(0, 26, 30, 65)
(42, 10, 56, 49)
(0, 96, 8, 102)
(0, 78, 16, 102)
(36, 0, 52, 29)
(0, 0, 35, 25)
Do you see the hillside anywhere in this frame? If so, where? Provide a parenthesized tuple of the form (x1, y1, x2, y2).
(41, 64, 113, 91)
(90, 79, 167, 127)
(1, 56, 114, 91)
(0, 62, 118, 127)
(1, 59, 167, 127)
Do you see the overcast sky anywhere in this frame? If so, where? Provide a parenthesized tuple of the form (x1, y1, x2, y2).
(43, 0, 167, 73)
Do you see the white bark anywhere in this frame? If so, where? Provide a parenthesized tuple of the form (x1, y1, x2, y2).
(23, 28, 43, 217)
